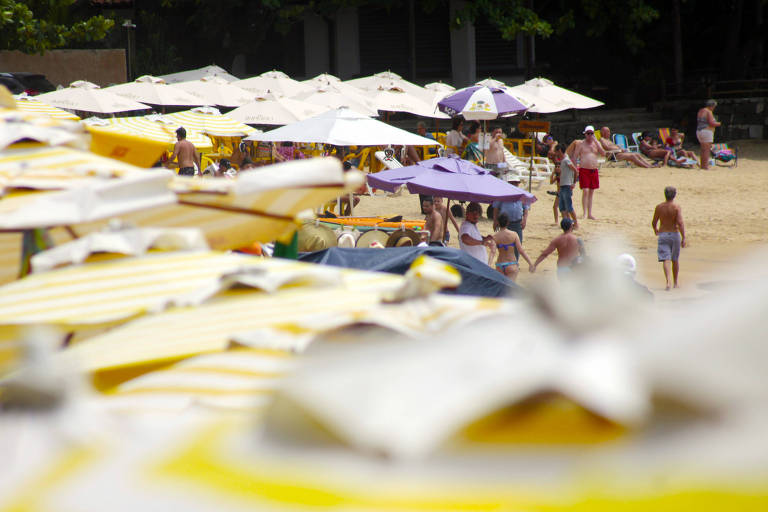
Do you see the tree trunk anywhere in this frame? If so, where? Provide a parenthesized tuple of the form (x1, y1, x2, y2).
(672, 0, 683, 95)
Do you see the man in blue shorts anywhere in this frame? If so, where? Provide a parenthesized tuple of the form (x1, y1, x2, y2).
(652, 186, 686, 290)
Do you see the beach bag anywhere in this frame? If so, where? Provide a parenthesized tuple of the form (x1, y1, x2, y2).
(713, 148, 735, 162)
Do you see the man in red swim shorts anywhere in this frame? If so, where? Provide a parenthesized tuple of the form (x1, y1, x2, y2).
(571, 125, 606, 220)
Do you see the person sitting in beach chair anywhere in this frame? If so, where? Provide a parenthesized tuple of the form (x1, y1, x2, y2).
(445, 118, 468, 156)
(664, 138, 696, 168)
(639, 131, 674, 165)
(598, 127, 658, 168)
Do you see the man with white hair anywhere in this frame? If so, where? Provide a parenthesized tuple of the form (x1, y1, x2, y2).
(572, 125, 606, 220)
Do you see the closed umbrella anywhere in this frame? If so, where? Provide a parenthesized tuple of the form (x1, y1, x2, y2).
(36, 80, 150, 115)
(170, 76, 254, 107)
(228, 94, 326, 126)
(105, 75, 203, 107)
(247, 107, 440, 146)
(507, 77, 604, 113)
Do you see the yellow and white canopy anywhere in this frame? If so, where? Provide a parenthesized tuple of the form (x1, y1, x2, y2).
(166, 107, 258, 137)
(13, 94, 80, 120)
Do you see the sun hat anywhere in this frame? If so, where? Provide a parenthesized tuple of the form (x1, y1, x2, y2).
(385, 229, 422, 248)
(356, 229, 389, 248)
(297, 223, 337, 252)
(583, 125, 595, 134)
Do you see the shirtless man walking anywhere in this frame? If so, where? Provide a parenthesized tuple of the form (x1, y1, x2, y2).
(571, 125, 606, 220)
(652, 186, 686, 290)
(530, 218, 582, 280)
(167, 127, 200, 176)
(598, 127, 656, 168)
(422, 197, 445, 246)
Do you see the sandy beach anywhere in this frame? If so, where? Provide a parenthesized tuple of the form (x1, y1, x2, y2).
(354, 140, 768, 301)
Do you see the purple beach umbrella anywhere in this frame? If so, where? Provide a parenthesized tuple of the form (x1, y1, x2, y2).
(367, 156, 536, 204)
(437, 85, 530, 120)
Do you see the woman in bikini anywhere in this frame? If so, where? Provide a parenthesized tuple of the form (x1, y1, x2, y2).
(491, 212, 533, 281)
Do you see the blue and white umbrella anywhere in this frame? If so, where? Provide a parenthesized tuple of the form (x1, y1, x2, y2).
(437, 85, 530, 120)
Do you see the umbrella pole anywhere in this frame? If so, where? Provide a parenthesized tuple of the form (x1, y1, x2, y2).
(529, 136, 534, 192)
(442, 198, 450, 244)
(482, 120, 486, 167)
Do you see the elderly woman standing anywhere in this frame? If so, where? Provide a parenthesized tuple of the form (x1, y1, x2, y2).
(696, 99, 721, 170)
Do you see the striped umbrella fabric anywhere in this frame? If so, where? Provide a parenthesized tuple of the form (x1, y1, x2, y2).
(109, 115, 214, 151)
(437, 85, 530, 120)
(166, 107, 258, 137)
(13, 94, 80, 120)
(0, 142, 154, 192)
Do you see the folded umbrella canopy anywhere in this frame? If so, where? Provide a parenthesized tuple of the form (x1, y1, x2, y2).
(248, 107, 440, 147)
(367, 156, 536, 204)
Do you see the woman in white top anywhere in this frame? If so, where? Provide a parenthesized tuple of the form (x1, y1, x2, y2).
(445, 118, 467, 155)
(696, 99, 721, 170)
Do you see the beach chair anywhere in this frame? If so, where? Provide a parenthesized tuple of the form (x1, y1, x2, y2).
(658, 128, 671, 145)
(711, 143, 738, 167)
(631, 132, 643, 150)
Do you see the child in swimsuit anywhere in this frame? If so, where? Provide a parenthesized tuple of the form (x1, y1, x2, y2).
(491, 212, 533, 281)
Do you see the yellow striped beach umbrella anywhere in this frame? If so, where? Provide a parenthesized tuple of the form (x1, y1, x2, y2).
(109, 114, 214, 151)
(13, 94, 80, 120)
(166, 107, 257, 137)
(83, 119, 170, 167)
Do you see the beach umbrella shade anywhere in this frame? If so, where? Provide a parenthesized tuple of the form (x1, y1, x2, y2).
(108, 114, 214, 151)
(424, 82, 456, 93)
(437, 85, 530, 120)
(0, 110, 86, 150)
(507, 77, 604, 113)
(170, 76, 254, 107)
(475, 77, 508, 89)
(228, 94, 327, 126)
(82, 118, 171, 167)
(166, 107, 258, 137)
(12, 94, 80, 120)
(234, 71, 314, 98)
(292, 84, 379, 117)
(35, 80, 150, 115)
(365, 85, 449, 119)
(104, 75, 204, 107)
(302, 73, 342, 87)
(345, 71, 428, 100)
(247, 107, 440, 146)
(367, 156, 536, 204)
(158, 64, 238, 84)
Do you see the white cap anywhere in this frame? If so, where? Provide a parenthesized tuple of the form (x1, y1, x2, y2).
(583, 125, 595, 134)
(617, 253, 637, 275)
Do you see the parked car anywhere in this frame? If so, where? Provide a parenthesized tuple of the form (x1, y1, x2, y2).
(0, 72, 56, 95)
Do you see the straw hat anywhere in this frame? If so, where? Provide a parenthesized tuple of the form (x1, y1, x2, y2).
(356, 229, 390, 248)
(385, 229, 421, 248)
(336, 232, 357, 248)
(297, 223, 337, 252)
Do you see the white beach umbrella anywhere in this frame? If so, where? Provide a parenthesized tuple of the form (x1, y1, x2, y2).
(366, 85, 449, 119)
(228, 94, 327, 126)
(105, 75, 203, 107)
(247, 107, 441, 146)
(35, 81, 150, 115)
(293, 84, 379, 117)
(507, 77, 604, 113)
(170, 76, 254, 107)
(158, 64, 238, 84)
(424, 82, 455, 93)
(302, 73, 342, 86)
(345, 71, 427, 100)
(234, 70, 313, 98)
(475, 77, 508, 89)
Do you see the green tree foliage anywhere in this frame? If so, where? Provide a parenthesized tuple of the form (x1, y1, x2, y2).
(0, 0, 114, 54)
